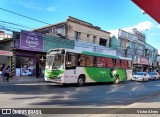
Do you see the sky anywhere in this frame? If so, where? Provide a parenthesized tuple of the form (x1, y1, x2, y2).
(0, 0, 160, 52)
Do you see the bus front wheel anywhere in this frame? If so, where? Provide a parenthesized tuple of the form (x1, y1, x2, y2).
(77, 76, 85, 86)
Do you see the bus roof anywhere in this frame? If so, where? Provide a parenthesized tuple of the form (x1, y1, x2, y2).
(48, 48, 132, 60)
(118, 56, 132, 61)
(82, 51, 119, 59)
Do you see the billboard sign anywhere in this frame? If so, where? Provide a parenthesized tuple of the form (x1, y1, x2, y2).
(140, 57, 148, 65)
(19, 30, 43, 52)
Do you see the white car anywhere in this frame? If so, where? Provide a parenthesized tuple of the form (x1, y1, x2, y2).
(132, 72, 150, 82)
(148, 72, 160, 80)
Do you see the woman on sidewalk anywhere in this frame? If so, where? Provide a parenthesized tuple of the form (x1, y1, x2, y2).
(0, 64, 6, 82)
(5, 65, 10, 82)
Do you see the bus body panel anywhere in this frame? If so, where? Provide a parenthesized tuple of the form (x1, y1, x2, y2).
(44, 48, 132, 85)
(63, 67, 94, 84)
(62, 67, 127, 84)
(63, 69, 77, 83)
(84, 67, 127, 82)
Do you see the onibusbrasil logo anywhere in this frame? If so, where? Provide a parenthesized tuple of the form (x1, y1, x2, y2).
(26, 33, 39, 47)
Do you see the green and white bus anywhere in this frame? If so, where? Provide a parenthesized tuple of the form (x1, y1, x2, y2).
(44, 48, 132, 86)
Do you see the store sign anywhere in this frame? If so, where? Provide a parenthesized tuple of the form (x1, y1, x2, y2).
(74, 41, 117, 56)
(140, 57, 148, 64)
(0, 50, 13, 56)
(19, 30, 43, 52)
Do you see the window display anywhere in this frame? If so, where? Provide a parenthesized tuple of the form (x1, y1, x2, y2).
(16, 56, 33, 76)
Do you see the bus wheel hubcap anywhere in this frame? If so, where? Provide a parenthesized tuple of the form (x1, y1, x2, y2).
(79, 79, 83, 84)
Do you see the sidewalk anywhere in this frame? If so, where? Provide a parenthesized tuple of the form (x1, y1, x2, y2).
(9, 76, 44, 83)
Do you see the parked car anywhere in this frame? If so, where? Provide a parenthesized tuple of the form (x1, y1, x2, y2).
(132, 72, 150, 82)
(148, 72, 160, 80)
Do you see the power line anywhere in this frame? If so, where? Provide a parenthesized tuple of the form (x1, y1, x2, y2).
(0, 7, 111, 39)
(0, 20, 33, 30)
(0, 7, 51, 25)
(0, 24, 24, 32)
(0, 7, 110, 39)
(0, 25, 14, 32)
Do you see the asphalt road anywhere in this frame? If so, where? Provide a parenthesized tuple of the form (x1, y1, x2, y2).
(0, 78, 160, 116)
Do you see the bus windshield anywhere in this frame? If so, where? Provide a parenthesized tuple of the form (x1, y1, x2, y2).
(46, 54, 64, 70)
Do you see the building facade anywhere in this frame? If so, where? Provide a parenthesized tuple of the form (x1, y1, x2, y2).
(144, 43, 158, 72)
(0, 30, 76, 77)
(156, 55, 160, 73)
(109, 28, 158, 73)
(11, 30, 46, 77)
(34, 16, 110, 47)
(0, 39, 13, 69)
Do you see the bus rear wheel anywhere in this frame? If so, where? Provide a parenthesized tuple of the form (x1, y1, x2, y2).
(114, 76, 120, 84)
(77, 76, 85, 86)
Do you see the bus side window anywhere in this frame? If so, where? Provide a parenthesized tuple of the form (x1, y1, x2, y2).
(96, 57, 103, 67)
(78, 54, 86, 66)
(77, 54, 81, 66)
(101, 57, 106, 67)
(115, 59, 121, 68)
(66, 53, 76, 69)
(86, 56, 94, 67)
(121, 60, 128, 69)
(106, 58, 114, 68)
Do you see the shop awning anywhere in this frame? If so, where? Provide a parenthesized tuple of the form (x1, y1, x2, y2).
(132, 0, 160, 24)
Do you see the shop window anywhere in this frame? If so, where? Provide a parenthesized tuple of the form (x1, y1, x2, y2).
(16, 56, 33, 76)
(121, 60, 128, 69)
(86, 55, 94, 67)
(115, 59, 121, 68)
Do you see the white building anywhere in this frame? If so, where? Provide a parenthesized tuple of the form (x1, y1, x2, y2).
(0, 30, 12, 40)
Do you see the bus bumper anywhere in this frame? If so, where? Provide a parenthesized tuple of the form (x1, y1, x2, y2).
(44, 76, 62, 83)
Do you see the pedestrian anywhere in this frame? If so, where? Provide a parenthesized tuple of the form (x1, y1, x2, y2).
(5, 65, 10, 82)
(28, 65, 33, 76)
(1, 64, 6, 82)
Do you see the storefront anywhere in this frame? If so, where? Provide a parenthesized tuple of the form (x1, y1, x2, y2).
(133, 57, 149, 73)
(0, 50, 13, 66)
(13, 30, 46, 77)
